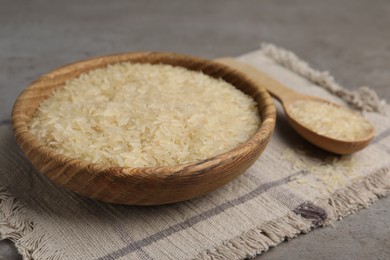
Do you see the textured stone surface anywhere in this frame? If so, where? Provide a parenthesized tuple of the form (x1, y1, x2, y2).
(1, 0, 389, 259)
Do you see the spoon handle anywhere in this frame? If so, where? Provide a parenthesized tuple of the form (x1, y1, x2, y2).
(215, 58, 302, 104)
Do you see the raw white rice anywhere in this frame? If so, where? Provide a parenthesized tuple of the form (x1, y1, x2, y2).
(29, 62, 260, 167)
(288, 100, 373, 141)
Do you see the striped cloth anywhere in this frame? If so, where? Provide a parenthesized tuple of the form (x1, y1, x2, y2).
(0, 45, 389, 259)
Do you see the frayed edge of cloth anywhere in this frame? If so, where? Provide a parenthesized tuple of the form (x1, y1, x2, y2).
(260, 43, 388, 114)
(0, 189, 66, 260)
(323, 167, 390, 222)
(196, 212, 312, 260)
(196, 168, 390, 260)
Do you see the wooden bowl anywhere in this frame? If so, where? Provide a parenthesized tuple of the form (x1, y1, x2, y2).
(12, 52, 276, 205)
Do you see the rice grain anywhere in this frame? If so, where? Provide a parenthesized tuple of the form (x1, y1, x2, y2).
(29, 63, 261, 167)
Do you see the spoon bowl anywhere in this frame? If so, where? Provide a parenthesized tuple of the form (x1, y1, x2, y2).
(216, 58, 375, 154)
(284, 97, 375, 154)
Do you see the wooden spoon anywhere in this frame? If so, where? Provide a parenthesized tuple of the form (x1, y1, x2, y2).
(215, 57, 375, 155)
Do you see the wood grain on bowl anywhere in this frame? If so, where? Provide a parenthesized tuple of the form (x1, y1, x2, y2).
(12, 52, 276, 205)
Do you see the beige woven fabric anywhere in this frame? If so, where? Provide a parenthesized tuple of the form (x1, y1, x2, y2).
(1, 45, 389, 260)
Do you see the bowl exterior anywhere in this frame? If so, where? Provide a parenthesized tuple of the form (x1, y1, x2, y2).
(12, 52, 276, 205)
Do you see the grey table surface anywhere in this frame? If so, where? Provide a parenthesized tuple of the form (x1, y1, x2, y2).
(1, 0, 389, 259)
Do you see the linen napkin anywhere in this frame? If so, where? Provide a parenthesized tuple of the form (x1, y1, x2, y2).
(0, 44, 389, 259)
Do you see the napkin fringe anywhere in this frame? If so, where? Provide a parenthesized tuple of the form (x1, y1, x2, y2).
(0, 189, 65, 260)
(324, 167, 390, 222)
(261, 43, 387, 114)
(197, 168, 390, 259)
(196, 212, 312, 259)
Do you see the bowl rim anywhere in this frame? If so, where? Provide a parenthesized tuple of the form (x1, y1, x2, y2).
(12, 51, 276, 179)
